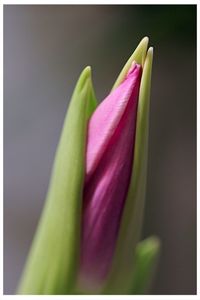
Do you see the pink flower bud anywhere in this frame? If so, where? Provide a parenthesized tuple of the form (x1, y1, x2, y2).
(79, 63, 142, 289)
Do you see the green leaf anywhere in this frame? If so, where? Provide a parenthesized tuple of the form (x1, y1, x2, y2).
(103, 47, 153, 294)
(17, 66, 97, 295)
(112, 36, 149, 90)
(131, 236, 160, 294)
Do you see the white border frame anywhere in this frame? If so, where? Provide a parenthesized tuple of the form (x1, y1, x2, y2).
(1, 1, 198, 299)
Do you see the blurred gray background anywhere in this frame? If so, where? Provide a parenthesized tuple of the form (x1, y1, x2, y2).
(4, 5, 196, 294)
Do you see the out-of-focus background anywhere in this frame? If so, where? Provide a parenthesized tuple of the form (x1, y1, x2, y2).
(4, 5, 196, 295)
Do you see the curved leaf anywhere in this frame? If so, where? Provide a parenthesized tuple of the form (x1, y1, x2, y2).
(112, 36, 149, 90)
(103, 47, 153, 294)
(17, 67, 97, 295)
(131, 236, 160, 294)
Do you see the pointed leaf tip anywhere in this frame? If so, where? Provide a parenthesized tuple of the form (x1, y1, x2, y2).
(139, 36, 149, 53)
(148, 46, 153, 52)
(131, 236, 161, 294)
(76, 66, 92, 91)
(83, 66, 92, 81)
(17, 66, 96, 295)
(139, 236, 160, 254)
(143, 36, 149, 42)
(112, 36, 149, 90)
(103, 38, 153, 295)
(147, 47, 153, 60)
(71, 65, 97, 117)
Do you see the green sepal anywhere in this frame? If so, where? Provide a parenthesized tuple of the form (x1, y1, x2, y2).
(17, 66, 97, 295)
(103, 46, 153, 294)
(131, 236, 160, 294)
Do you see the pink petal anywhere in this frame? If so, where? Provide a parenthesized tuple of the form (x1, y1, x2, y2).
(79, 63, 142, 288)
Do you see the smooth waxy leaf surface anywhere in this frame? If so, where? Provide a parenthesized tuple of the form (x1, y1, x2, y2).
(112, 36, 149, 90)
(131, 236, 160, 294)
(17, 67, 97, 295)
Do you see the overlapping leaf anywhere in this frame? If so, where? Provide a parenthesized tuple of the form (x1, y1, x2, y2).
(18, 67, 97, 295)
(103, 43, 155, 294)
